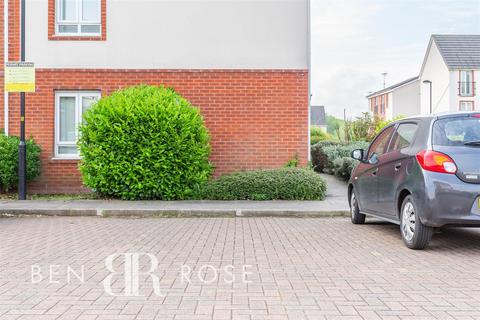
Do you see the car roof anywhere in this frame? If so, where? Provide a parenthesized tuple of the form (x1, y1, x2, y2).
(401, 111, 479, 122)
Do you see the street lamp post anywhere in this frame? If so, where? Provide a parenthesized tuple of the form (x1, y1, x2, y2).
(423, 80, 432, 114)
(18, 0, 27, 200)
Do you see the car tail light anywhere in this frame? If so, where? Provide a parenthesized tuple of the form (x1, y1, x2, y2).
(416, 150, 457, 174)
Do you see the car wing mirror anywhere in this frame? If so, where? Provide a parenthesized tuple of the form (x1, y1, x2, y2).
(351, 149, 365, 162)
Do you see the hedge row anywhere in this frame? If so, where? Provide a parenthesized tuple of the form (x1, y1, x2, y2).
(196, 168, 327, 201)
(311, 140, 369, 181)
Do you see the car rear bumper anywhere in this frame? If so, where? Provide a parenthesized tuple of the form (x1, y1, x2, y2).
(417, 172, 480, 227)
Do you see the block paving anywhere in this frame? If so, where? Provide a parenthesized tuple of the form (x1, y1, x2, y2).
(1, 217, 480, 319)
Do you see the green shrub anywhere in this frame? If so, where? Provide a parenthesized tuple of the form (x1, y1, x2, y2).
(332, 157, 359, 181)
(310, 127, 331, 145)
(310, 140, 342, 173)
(284, 154, 299, 168)
(78, 85, 212, 200)
(197, 168, 327, 200)
(0, 134, 41, 192)
(322, 141, 369, 174)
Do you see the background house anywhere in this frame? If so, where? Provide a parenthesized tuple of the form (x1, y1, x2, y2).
(367, 34, 479, 120)
(420, 34, 479, 114)
(0, 0, 310, 193)
(366, 77, 420, 120)
(310, 105, 327, 133)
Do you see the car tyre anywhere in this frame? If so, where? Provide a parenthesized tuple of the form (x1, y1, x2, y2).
(400, 195, 433, 250)
(350, 190, 366, 224)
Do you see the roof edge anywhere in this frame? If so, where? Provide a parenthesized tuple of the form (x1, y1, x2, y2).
(366, 76, 419, 98)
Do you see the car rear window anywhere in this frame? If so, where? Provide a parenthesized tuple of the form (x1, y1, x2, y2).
(433, 117, 480, 146)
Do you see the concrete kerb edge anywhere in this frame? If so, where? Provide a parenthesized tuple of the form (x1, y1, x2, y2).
(0, 209, 350, 218)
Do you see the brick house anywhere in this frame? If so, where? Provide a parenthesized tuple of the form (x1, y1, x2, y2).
(0, 0, 310, 193)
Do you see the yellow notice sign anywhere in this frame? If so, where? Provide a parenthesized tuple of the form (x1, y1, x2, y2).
(5, 62, 35, 92)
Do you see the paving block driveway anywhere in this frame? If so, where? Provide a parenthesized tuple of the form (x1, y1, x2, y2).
(1, 217, 480, 320)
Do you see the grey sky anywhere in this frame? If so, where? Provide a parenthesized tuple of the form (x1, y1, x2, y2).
(311, 0, 480, 119)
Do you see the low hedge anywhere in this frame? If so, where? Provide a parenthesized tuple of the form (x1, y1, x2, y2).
(311, 140, 369, 180)
(332, 157, 359, 181)
(0, 134, 41, 192)
(311, 140, 341, 173)
(196, 168, 327, 200)
(322, 141, 369, 175)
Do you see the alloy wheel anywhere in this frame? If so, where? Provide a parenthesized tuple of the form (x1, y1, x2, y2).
(402, 201, 416, 242)
(350, 193, 356, 218)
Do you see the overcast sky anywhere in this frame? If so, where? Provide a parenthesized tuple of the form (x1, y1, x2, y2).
(311, 0, 480, 119)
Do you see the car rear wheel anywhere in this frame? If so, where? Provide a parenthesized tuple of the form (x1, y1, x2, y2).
(350, 190, 365, 224)
(400, 195, 433, 250)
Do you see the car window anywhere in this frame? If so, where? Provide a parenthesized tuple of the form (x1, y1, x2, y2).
(367, 125, 394, 159)
(433, 117, 480, 146)
(389, 123, 418, 152)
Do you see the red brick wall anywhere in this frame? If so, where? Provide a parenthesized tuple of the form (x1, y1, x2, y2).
(2, 0, 22, 134)
(6, 69, 308, 193)
(0, 0, 4, 132)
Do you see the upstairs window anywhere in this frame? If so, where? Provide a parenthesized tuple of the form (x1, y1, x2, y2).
(56, 0, 101, 35)
(459, 71, 475, 97)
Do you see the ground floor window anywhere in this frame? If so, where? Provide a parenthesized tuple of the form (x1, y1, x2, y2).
(55, 91, 100, 158)
(459, 101, 474, 112)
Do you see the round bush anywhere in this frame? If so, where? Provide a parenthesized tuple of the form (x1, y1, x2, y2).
(0, 134, 41, 192)
(78, 86, 212, 200)
(197, 168, 327, 200)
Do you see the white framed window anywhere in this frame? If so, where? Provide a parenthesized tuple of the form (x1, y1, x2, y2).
(55, 91, 100, 159)
(459, 101, 474, 112)
(459, 70, 474, 97)
(56, 0, 101, 36)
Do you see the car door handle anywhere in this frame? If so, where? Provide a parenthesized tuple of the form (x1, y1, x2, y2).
(372, 169, 378, 176)
(394, 163, 402, 171)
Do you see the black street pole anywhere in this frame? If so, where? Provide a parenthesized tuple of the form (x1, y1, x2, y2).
(18, 0, 27, 200)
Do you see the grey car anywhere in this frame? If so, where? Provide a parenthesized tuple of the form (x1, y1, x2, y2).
(348, 112, 480, 249)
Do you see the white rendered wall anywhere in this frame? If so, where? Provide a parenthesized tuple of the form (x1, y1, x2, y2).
(25, 0, 308, 70)
(392, 80, 420, 118)
(420, 42, 450, 114)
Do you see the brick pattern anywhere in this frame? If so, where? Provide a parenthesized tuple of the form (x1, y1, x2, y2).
(48, 0, 107, 41)
(0, 0, 4, 133)
(1, 0, 23, 134)
(1, 217, 480, 319)
(6, 69, 309, 193)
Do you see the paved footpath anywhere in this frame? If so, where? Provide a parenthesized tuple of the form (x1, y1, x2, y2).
(1, 216, 480, 320)
(0, 175, 349, 218)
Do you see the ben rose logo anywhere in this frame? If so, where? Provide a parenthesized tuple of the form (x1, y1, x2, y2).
(31, 253, 254, 298)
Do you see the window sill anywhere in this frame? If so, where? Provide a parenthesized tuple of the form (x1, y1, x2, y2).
(49, 35, 105, 41)
(51, 157, 81, 163)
